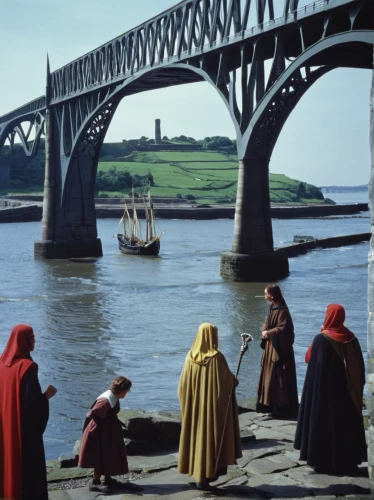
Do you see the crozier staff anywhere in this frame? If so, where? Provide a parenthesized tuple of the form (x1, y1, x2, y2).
(256, 284, 299, 418)
(0, 324, 57, 500)
(178, 323, 242, 491)
(294, 303, 367, 474)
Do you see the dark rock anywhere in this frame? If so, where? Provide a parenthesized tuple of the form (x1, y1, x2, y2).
(125, 416, 155, 440)
(58, 454, 78, 468)
(125, 438, 161, 456)
(151, 415, 181, 443)
(119, 409, 181, 444)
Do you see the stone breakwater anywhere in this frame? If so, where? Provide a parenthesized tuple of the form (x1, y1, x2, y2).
(96, 202, 369, 220)
(2, 196, 370, 222)
(47, 399, 371, 500)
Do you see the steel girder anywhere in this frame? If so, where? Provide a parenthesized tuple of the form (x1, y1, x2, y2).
(0, 0, 368, 128)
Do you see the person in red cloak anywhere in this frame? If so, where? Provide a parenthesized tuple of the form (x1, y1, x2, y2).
(294, 304, 367, 474)
(0, 324, 57, 499)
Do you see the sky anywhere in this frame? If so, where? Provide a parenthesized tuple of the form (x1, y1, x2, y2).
(0, 0, 372, 187)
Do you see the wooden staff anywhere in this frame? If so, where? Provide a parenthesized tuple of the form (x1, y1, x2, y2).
(215, 333, 253, 475)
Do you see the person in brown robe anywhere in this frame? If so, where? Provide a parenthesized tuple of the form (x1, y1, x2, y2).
(79, 376, 133, 493)
(256, 284, 299, 418)
(294, 303, 367, 474)
(178, 323, 242, 491)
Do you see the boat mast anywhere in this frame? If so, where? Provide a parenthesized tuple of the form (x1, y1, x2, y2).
(148, 185, 155, 239)
(143, 195, 149, 242)
(123, 202, 131, 238)
(132, 187, 138, 241)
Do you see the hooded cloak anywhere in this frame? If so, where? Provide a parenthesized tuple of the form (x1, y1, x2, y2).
(178, 323, 242, 483)
(295, 305, 367, 473)
(0, 324, 49, 500)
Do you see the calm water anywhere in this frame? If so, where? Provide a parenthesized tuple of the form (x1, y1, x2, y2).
(0, 200, 371, 459)
(322, 191, 369, 204)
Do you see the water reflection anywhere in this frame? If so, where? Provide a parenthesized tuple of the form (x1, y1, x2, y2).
(36, 259, 118, 458)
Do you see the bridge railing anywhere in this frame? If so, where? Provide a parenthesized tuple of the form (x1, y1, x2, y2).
(0, 96, 46, 126)
(175, 0, 335, 60)
(47, 0, 343, 102)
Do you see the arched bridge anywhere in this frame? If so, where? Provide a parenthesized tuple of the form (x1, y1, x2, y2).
(0, 0, 372, 280)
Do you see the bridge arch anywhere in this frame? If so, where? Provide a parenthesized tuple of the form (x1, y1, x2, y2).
(0, 113, 45, 156)
(51, 28, 372, 262)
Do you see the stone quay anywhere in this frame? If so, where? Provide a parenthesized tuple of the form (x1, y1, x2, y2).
(47, 399, 371, 500)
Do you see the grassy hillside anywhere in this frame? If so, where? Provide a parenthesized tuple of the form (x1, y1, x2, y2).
(0, 141, 324, 204)
(97, 151, 323, 204)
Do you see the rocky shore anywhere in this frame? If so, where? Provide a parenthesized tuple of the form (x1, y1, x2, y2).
(47, 399, 372, 500)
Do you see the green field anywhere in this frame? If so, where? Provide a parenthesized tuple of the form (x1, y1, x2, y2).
(97, 151, 323, 204)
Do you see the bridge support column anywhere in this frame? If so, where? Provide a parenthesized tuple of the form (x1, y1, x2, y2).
(220, 157, 289, 281)
(34, 107, 103, 259)
(35, 105, 58, 258)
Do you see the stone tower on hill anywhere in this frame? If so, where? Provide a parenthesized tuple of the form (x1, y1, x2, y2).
(155, 119, 161, 145)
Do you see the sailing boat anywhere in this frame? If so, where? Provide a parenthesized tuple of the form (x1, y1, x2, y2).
(117, 187, 163, 256)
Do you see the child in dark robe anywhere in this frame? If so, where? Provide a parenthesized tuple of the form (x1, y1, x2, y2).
(79, 376, 140, 493)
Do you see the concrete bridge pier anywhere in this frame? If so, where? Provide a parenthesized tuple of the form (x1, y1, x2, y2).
(220, 157, 289, 281)
(33, 104, 103, 259)
(34, 106, 101, 259)
(34, 60, 107, 259)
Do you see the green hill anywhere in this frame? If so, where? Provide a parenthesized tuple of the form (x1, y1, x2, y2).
(0, 139, 324, 204)
(96, 149, 324, 204)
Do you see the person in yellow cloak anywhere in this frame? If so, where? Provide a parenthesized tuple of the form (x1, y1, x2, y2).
(177, 323, 242, 490)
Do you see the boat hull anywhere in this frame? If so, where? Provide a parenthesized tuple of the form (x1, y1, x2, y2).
(117, 235, 160, 256)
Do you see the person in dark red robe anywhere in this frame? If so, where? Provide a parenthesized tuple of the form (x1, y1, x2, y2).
(294, 304, 367, 474)
(79, 376, 140, 493)
(0, 324, 57, 500)
(256, 284, 299, 418)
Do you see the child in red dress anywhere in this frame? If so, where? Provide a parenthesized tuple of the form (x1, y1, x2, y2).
(79, 376, 138, 493)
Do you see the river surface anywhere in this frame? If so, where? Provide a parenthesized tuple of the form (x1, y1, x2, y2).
(0, 195, 371, 459)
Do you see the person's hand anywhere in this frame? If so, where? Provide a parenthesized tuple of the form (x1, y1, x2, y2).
(45, 385, 57, 399)
(235, 377, 239, 387)
(262, 330, 268, 339)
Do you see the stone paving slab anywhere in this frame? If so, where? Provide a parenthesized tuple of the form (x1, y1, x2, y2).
(244, 453, 298, 475)
(285, 466, 371, 496)
(48, 491, 74, 500)
(252, 427, 295, 442)
(210, 465, 247, 487)
(237, 442, 286, 468)
(128, 454, 178, 473)
(256, 419, 297, 429)
(48, 410, 372, 500)
(243, 471, 311, 497)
